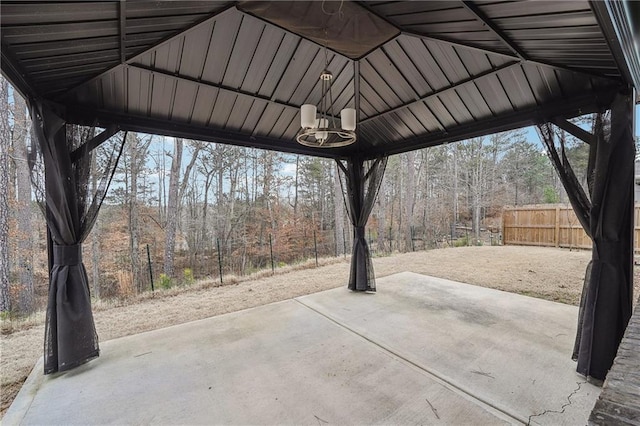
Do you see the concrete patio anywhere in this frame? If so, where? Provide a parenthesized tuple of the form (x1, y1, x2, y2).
(4, 272, 600, 425)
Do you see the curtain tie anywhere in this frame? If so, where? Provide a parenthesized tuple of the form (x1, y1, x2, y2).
(355, 226, 366, 241)
(53, 244, 82, 266)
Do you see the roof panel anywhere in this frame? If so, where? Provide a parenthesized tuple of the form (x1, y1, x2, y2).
(240, 99, 268, 134)
(360, 58, 404, 108)
(380, 39, 432, 95)
(437, 91, 474, 124)
(271, 40, 320, 104)
(473, 75, 513, 114)
(1, 0, 633, 160)
(148, 73, 176, 119)
(1, 2, 117, 25)
(407, 103, 446, 133)
(367, 48, 419, 102)
(455, 84, 493, 119)
(2, 21, 119, 45)
(221, 18, 265, 89)
(191, 86, 219, 126)
(126, 2, 230, 19)
(226, 96, 255, 130)
(474, 0, 590, 18)
(424, 97, 457, 129)
(171, 80, 199, 122)
(200, 11, 244, 84)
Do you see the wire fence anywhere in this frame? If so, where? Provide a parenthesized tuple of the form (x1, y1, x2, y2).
(123, 223, 503, 296)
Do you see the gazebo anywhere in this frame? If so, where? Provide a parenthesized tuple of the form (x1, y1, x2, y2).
(1, 0, 638, 386)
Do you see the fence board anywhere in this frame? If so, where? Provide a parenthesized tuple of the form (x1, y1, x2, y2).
(503, 204, 640, 251)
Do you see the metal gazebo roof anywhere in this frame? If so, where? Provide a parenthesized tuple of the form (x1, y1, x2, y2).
(1, 1, 639, 159)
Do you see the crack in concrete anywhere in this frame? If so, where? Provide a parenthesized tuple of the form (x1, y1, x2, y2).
(526, 381, 586, 425)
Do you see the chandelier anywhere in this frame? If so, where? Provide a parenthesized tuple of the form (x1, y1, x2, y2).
(296, 54, 356, 148)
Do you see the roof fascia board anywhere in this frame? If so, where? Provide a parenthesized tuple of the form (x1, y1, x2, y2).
(591, 0, 640, 90)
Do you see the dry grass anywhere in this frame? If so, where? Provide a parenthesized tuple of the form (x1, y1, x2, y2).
(2, 245, 637, 418)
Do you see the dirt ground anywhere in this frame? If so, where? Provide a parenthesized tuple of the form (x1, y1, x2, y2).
(2, 245, 638, 417)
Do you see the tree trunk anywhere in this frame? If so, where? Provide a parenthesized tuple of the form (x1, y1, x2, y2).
(164, 138, 183, 278)
(0, 78, 11, 313)
(405, 151, 416, 251)
(12, 93, 35, 313)
(333, 163, 345, 256)
(128, 134, 141, 291)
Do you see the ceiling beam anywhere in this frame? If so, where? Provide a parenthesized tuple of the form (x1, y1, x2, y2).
(460, 1, 527, 60)
(550, 118, 596, 145)
(1, 43, 39, 102)
(119, 0, 126, 64)
(127, 63, 302, 112)
(353, 1, 619, 82)
(363, 87, 617, 159)
(401, 30, 618, 82)
(360, 60, 520, 125)
(64, 107, 353, 160)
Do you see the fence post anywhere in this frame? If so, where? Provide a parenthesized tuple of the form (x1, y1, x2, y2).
(146, 244, 154, 292)
(269, 233, 275, 274)
(216, 238, 223, 284)
(555, 206, 560, 247)
(313, 229, 318, 267)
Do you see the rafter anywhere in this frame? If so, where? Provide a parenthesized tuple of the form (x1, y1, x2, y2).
(119, 0, 126, 64)
(360, 61, 520, 125)
(460, 1, 527, 60)
(363, 87, 617, 159)
(354, 1, 619, 82)
(127, 63, 302, 112)
(402, 30, 618, 82)
(61, 4, 236, 99)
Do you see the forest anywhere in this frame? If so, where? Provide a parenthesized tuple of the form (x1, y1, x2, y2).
(0, 77, 591, 316)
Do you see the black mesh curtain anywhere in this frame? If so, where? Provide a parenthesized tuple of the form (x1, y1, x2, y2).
(537, 92, 634, 381)
(29, 101, 125, 374)
(336, 156, 387, 291)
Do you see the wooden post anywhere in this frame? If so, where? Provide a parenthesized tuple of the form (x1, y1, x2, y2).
(555, 206, 560, 248)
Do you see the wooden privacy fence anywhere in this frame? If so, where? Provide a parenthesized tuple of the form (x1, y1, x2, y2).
(503, 204, 640, 251)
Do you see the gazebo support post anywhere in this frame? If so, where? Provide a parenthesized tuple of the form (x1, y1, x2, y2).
(336, 156, 387, 292)
(539, 89, 635, 381)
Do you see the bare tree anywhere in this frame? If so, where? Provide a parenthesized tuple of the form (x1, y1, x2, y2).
(404, 151, 416, 251)
(0, 77, 10, 313)
(333, 163, 345, 255)
(164, 139, 201, 278)
(164, 138, 183, 278)
(11, 91, 34, 313)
